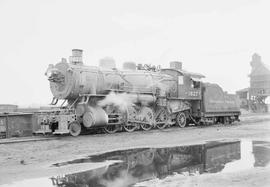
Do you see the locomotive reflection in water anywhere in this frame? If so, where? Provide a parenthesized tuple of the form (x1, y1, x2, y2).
(36, 49, 240, 136)
(50, 141, 242, 186)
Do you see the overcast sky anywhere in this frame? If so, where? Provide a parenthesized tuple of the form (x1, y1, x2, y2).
(0, 0, 269, 107)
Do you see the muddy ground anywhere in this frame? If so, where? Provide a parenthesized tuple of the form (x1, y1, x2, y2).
(0, 113, 270, 186)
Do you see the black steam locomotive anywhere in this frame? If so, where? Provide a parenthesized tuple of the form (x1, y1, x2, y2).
(35, 49, 240, 136)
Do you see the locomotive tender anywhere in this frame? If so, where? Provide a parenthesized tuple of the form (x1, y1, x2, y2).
(36, 49, 240, 136)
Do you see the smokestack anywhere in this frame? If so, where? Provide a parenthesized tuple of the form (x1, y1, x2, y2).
(170, 61, 182, 70)
(70, 49, 83, 65)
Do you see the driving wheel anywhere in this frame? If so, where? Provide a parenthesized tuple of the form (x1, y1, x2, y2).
(176, 112, 187, 128)
(155, 108, 169, 129)
(140, 107, 154, 131)
(103, 125, 118, 134)
(124, 106, 138, 132)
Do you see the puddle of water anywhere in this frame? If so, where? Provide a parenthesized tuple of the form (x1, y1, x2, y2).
(2, 139, 270, 187)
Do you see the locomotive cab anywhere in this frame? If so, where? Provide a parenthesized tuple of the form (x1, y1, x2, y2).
(160, 62, 205, 124)
(161, 67, 205, 100)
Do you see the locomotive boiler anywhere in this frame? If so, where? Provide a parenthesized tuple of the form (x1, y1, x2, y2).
(36, 49, 240, 136)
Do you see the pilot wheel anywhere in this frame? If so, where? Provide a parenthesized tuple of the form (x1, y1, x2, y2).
(68, 121, 82, 136)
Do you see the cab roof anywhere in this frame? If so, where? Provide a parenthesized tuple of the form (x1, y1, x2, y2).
(161, 68, 205, 79)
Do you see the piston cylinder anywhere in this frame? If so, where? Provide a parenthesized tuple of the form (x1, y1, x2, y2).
(82, 106, 108, 127)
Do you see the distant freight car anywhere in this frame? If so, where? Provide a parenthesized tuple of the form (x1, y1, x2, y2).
(35, 49, 240, 136)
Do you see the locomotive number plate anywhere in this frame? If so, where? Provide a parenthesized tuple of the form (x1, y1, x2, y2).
(188, 91, 200, 97)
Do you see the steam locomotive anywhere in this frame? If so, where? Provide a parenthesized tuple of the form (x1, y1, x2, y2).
(35, 49, 240, 136)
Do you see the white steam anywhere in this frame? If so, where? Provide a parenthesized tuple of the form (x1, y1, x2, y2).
(98, 92, 136, 112)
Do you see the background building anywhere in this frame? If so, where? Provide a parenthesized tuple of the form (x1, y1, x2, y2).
(237, 53, 270, 112)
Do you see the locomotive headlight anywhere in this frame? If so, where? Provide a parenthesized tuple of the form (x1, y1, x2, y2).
(46, 70, 52, 78)
(45, 64, 65, 83)
(45, 64, 54, 78)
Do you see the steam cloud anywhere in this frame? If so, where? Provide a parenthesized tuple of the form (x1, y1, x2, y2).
(98, 92, 136, 112)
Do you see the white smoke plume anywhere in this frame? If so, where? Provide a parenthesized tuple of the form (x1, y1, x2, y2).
(98, 92, 136, 112)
